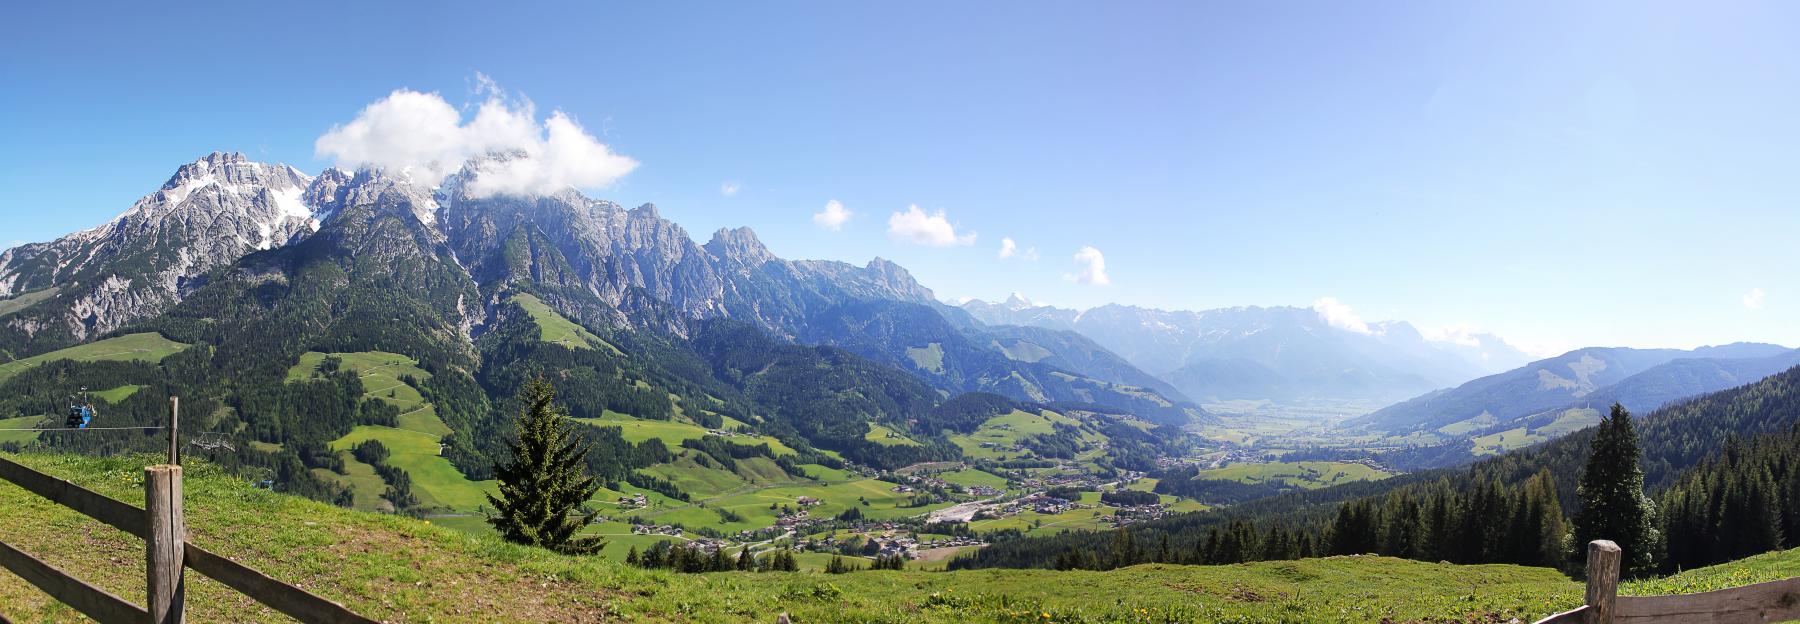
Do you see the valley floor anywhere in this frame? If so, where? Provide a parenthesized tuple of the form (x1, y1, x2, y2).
(0, 453, 1789, 623)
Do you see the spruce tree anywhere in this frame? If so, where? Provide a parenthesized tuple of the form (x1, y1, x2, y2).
(1573, 403, 1658, 576)
(486, 378, 606, 555)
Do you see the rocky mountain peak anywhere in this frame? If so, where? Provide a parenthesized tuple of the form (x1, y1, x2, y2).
(704, 227, 775, 267)
(1003, 291, 1034, 310)
(0, 152, 328, 343)
(861, 258, 934, 301)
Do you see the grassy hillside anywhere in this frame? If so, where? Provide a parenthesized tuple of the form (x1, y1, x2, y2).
(573, 410, 796, 455)
(288, 351, 488, 512)
(0, 287, 58, 319)
(0, 332, 188, 383)
(948, 409, 1100, 461)
(0, 453, 1607, 623)
(511, 293, 620, 354)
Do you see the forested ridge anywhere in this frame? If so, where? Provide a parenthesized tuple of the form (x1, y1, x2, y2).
(953, 365, 1800, 573)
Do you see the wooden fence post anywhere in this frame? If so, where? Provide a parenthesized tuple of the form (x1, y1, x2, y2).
(146, 465, 186, 624)
(168, 396, 180, 467)
(1584, 540, 1620, 624)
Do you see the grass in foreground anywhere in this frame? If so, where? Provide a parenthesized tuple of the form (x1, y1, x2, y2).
(1624, 545, 1800, 596)
(20, 453, 1795, 623)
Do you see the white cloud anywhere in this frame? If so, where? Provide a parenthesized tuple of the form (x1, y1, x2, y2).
(997, 237, 1039, 260)
(1421, 323, 1485, 348)
(886, 205, 975, 246)
(1064, 246, 1111, 285)
(315, 78, 637, 198)
(720, 182, 740, 197)
(1744, 288, 1766, 310)
(812, 199, 853, 231)
(1312, 297, 1371, 334)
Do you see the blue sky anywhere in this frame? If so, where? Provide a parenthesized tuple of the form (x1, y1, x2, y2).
(2, 1, 1796, 354)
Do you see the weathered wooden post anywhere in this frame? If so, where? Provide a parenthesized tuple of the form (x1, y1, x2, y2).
(168, 396, 180, 466)
(1584, 539, 1620, 624)
(146, 465, 186, 624)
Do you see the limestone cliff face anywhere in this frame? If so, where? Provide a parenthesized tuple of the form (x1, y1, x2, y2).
(434, 174, 938, 339)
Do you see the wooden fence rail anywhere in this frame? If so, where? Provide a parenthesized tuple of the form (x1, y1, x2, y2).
(0, 407, 377, 624)
(0, 538, 147, 623)
(1534, 540, 1800, 624)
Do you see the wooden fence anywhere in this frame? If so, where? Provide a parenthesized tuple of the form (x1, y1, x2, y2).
(0, 398, 376, 623)
(1534, 540, 1800, 624)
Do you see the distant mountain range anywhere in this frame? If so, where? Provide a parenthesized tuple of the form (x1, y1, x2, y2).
(1346, 342, 1799, 440)
(0, 152, 1207, 431)
(959, 293, 1533, 404)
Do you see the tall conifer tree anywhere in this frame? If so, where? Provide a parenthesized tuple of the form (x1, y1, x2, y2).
(1573, 403, 1657, 576)
(486, 378, 605, 555)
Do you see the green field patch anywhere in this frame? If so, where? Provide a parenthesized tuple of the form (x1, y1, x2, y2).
(0, 332, 188, 384)
(574, 411, 795, 455)
(1471, 409, 1602, 456)
(638, 456, 756, 499)
(1538, 408, 1601, 437)
(949, 409, 1097, 460)
(0, 416, 47, 445)
(971, 504, 1116, 535)
(1165, 499, 1210, 513)
(935, 468, 1010, 490)
(684, 478, 951, 534)
(331, 426, 495, 512)
(91, 384, 143, 404)
(908, 545, 982, 570)
(1195, 460, 1392, 490)
(864, 422, 921, 446)
(1436, 412, 1498, 436)
(511, 293, 620, 354)
(0, 287, 58, 318)
(314, 455, 390, 512)
(1471, 427, 1536, 455)
(996, 340, 1054, 363)
(905, 342, 945, 373)
(797, 463, 852, 481)
(289, 351, 453, 439)
(1114, 418, 1156, 432)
